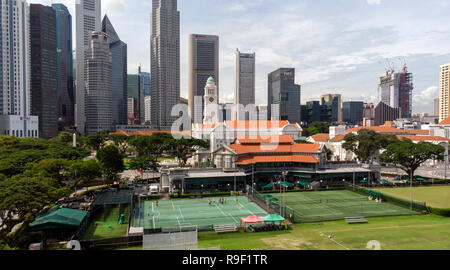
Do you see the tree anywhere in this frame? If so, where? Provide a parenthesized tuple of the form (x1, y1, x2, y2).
(96, 145, 124, 185)
(342, 129, 398, 163)
(0, 176, 68, 247)
(84, 134, 107, 151)
(109, 134, 129, 155)
(55, 132, 73, 144)
(303, 122, 330, 137)
(379, 139, 445, 179)
(23, 159, 70, 186)
(168, 137, 210, 165)
(68, 159, 102, 187)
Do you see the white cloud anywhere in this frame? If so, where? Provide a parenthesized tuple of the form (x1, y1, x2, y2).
(367, 0, 381, 5)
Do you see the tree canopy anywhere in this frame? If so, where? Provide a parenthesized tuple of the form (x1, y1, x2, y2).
(342, 129, 398, 163)
(303, 122, 330, 137)
(96, 145, 125, 185)
(379, 139, 445, 178)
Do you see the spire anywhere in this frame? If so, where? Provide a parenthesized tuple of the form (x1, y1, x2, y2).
(102, 15, 120, 44)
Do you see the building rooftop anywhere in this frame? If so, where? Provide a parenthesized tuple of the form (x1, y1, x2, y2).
(310, 133, 329, 143)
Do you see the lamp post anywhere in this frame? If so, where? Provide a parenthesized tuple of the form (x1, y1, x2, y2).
(252, 164, 255, 197)
(410, 170, 413, 211)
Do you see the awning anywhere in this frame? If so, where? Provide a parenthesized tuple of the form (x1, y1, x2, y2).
(296, 181, 310, 186)
(262, 184, 274, 189)
(262, 214, 285, 223)
(294, 173, 312, 179)
(274, 181, 294, 187)
(29, 208, 88, 231)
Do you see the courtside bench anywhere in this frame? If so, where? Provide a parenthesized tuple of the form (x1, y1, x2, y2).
(213, 224, 238, 234)
(345, 217, 368, 224)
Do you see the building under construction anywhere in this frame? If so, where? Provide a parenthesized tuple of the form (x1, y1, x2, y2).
(377, 64, 413, 118)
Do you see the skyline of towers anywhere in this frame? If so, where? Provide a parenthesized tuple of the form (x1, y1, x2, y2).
(102, 14, 127, 126)
(75, 0, 101, 135)
(52, 3, 74, 130)
(84, 31, 112, 135)
(0, 0, 39, 138)
(150, 0, 180, 130)
(320, 94, 342, 123)
(30, 3, 58, 138)
(188, 34, 219, 124)
(234, 49, 255, 121)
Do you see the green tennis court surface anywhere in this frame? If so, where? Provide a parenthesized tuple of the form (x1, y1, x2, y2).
(82, 205, 130, 240)
(271, 190, 418, 222)
(134, 196, 268, 231)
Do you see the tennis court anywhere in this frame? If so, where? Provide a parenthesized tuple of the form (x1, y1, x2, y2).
(271, 190, 419, 222)
(134, 196, 268, 231)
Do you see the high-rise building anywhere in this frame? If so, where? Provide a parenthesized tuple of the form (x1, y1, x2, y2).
(320, 94, 342, 123)
(84, 32, 112, 135)
(434, 98, 439, 117)
(440, 64, 450, 122)
(342, 101, 364, 125)
(150, 0, 180, 130)
(30, 4, 58, 139)
(144, 96, 151, 124)
(75, 0, 101, 135)
(374, 101, 400, 126)
(141, 71, 151, 96)
(234, 49, 255, 121)
(268, 68, 301, 124)
(102, 15, 127, 126)
(0, 0, 39, 138)
(378, 67, 413, 119)
(127, 73, 141, 125)
(301, 101, 332, 124)
(52, 4, 74, 130)
(188, 34, 219, 124)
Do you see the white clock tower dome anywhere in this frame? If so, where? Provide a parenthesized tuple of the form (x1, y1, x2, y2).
(203, 76, 219, 125)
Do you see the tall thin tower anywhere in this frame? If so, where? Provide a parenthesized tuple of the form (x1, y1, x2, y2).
(75, 0, 101, 135)
(234, 49, 256, 121)
(150, 0, 180, 130)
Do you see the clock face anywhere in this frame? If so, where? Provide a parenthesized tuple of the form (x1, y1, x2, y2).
(209, 97, 215, 103)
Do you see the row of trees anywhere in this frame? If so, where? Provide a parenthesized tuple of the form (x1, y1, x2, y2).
(342, 129, 445, 180)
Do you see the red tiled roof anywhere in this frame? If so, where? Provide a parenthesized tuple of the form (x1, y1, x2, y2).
(384, 121, 394, 126)
(110, 130, 191, 136)
(229, 143, 322, 155)
(224, 120, 291, 129)
(345, 126, 406, 134)
(235, 135, 294, 144)
(329, 134, 346, 142)
(397, 135, 450, 142)
(236, 155, 319, 165)
(439, 116, 450, 125)
(405, 129, 430, 135)
(310, 133, 329, 143)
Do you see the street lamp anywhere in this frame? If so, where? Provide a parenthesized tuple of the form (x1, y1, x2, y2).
(252, 164, 255, 197)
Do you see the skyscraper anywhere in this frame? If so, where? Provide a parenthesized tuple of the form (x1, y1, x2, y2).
(267, 68, 301, 124)
(30, 4, 58, 139)
(342, 101, 364, 125)
(102, 15, 127, 126)
(141, 71, 151, 96)
(52, 4, 74, 130)
(434, 98, 439, 117)
(0, 0, 39, 138)
(378, 67, 413, 119)
(75, 0, 101, 135)
(84, 32, 113, 135)
(234, 49, 255, 121)
(150, 0, 180, 130)
(188, 34, 219, 124)
(320, 94, 342, 123)
(440, 64, 450, 122)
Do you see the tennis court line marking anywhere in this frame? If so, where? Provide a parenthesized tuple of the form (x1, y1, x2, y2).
(171, 201, 175, 210)
(178, 206, 186, 222)
(238, 201, 254, 215)
(321, 222, 450, 234)
(320, 232, 350, 250)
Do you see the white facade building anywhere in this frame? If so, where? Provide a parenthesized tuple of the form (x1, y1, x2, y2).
(75, 0, 101, 135)
(144, 96, 151, 124)
(0, 0, 38, 137)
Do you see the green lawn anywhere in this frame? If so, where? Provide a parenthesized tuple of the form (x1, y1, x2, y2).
(197, 215, 450, 250)
(82, 206, 130, 240)
(376, 186, 450, 208)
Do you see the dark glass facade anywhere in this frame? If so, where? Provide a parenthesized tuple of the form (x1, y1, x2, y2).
(267, 68, 301, 123)
(52, 4, 74, 129)
(30, 4, 58, 138)
(102, 15, 127, 126)
(342, 101, 364, 125)
(301, 101, 332, 124)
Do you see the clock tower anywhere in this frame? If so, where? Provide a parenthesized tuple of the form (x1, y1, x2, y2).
(203, 76, 219, 125)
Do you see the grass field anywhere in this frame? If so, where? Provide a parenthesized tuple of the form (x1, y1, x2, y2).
(134, 196, 267, 231)
(376, 186, 450, 209)
(117, 215, 450, 250)
(82, 206, 130, 240)
(270, 190, 417, 222)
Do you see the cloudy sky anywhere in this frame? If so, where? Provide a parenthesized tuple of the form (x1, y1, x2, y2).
(30, 0, 450, 114)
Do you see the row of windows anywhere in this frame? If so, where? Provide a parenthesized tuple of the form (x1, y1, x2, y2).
(2, 129, 38, 138)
